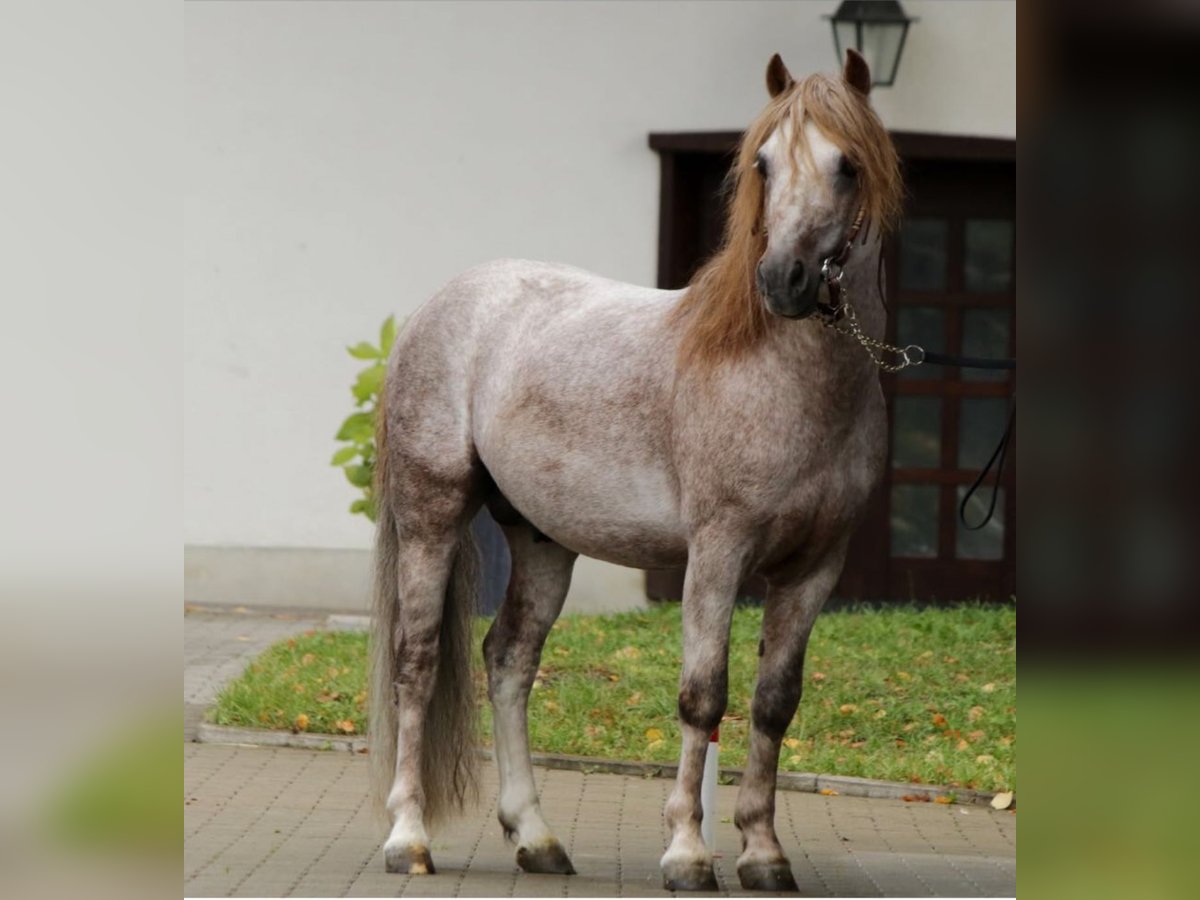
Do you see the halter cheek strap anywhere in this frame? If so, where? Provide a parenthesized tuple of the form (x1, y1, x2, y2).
(816, 205, 867, 319)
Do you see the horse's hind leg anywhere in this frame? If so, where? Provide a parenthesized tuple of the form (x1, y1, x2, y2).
(381, 527, 465, 874)
(482, 524, 578, 874)
(734, 554, 844, 892)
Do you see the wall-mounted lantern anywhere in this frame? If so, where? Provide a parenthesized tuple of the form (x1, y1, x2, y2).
(825, 0, 917, 88)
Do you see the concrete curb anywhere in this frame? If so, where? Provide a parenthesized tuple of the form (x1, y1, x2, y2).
(195, 722, 1011, 809)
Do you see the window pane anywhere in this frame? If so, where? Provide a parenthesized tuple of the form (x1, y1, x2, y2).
(957, 486, 1005, 560)
(965, 219, 1013, 293)
(962, 308, 1012, 383)
(892, 397, 941, 468)
(896, 307, 944, 380)
(891, 484, 939, 558)
(900, 218, 948, 292)
(959, 398, 1009, 470)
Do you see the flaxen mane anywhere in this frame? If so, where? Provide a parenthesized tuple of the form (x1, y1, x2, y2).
(672, 72, 903, 369)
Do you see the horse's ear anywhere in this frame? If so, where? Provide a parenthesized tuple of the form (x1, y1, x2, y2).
(843, 48, 872, 96)
(766, 53, 795, 98)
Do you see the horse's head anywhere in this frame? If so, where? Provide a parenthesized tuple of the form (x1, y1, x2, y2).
(746, 50, 902, 320)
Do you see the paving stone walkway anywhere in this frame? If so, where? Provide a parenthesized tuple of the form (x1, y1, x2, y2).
(184, 607, 1016, 897)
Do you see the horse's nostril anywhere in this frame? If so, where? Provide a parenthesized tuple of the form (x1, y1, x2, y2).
(787, 259, 807, 291)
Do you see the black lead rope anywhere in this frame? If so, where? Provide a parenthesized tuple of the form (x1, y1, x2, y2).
(957, 401, 1014, 531)
(920, 350, 1016, 372)
(915, 352, 1015, 531)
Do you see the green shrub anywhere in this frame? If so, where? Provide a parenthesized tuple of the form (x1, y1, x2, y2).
(331, 315, 398, 522)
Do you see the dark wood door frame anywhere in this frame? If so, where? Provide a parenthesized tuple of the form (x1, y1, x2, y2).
(645, 130, 1016, 605)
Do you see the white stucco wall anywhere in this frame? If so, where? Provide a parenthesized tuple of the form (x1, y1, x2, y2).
(185, 1, 1014, 607)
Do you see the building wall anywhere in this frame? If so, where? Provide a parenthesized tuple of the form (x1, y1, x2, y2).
(185, 1, 1016, 610)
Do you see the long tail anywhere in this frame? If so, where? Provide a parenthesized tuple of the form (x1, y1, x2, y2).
(368, 401, 481, 829)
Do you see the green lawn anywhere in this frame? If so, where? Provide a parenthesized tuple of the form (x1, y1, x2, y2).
(210, 602, 1015, 792)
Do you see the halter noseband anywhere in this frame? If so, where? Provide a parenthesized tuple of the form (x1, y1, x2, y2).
(816, 206, 866, 320)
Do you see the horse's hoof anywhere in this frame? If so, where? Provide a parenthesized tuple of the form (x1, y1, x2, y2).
(662, 860, 719, 892)
(517, 839, 576, 875)
(737, 860, 799, 892)
(384, 842, 436, 875)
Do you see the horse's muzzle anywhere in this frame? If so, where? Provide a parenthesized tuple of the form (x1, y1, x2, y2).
(756, 258, 820, 319)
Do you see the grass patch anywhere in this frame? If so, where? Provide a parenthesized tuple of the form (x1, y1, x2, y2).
(210, 603, 1015, 791)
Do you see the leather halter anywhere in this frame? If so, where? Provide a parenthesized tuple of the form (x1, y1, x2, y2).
(815, 206, 866, 320)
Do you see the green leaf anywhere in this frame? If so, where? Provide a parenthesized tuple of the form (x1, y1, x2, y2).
(345, 465, 373, 488)
(330, 446, 358, 466)
(347, 342, 381, 360)
(349, 498, 369, 515)
(352, 364, 386, 404)
(380, 316, 398, 356)
(336, 411, 374, 443)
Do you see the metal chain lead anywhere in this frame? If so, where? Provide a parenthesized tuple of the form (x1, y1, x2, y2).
(819, 284, 925, 373)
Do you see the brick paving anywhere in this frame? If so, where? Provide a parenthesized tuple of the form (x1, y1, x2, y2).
(185, 609, 1016, 897)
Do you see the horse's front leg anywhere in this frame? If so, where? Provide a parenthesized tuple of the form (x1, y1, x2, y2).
(661, 536, 747, 891)
(735, 555, 845, 892)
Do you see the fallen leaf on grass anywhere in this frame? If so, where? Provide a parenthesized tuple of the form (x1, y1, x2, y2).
(811, 672, 827, 682)
(932, 713, 948, 728)
(613, 646, 641, 660)
(335, 720, 356, 734)
(990, 791, 1014, 810)
(293, 713, 309, 732)
(647, 740, 665, 752)
(626, 692, 643, 706)
(787, 755, 804, 765)
(783, 737, 801, 749)
(645, 728, 664, 742)
(968, 705, 985, 722)
(956, 739, 970, 751)
(981, 682, 996, 693)
(300, 653, 316, 666)
(838, 704, 858, 715)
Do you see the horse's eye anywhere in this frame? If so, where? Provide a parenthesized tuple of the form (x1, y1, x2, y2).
(839, 155, 858, 179)
(754, 153, 769, 179)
